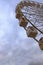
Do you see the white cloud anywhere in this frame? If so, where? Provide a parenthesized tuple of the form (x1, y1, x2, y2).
(7, 51, 13, 57)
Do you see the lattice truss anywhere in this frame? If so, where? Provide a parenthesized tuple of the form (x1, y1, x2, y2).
(15, 0, 43, 50)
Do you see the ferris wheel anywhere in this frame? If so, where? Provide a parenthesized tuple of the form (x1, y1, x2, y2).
(15, 0, 43, 50)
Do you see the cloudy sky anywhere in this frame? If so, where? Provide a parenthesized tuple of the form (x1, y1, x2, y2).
(0, 0, 43, 65)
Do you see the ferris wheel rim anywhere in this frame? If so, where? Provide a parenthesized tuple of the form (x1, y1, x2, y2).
(15, 0, 43, 34)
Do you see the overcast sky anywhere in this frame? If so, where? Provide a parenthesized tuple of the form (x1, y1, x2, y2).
(0, 0, 43, 65)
